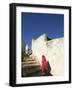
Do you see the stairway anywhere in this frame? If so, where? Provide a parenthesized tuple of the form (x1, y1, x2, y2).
(22, 53, 52, 77)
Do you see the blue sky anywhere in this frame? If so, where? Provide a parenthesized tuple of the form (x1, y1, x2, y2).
(22, 12, 64, 49)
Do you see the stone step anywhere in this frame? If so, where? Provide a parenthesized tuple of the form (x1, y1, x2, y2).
(22, 65, 41, 72)
(28, 71, 52, 77)
(22, 60, 36, 65)
(22, 63, 40, 68)
(27, 71, 45, 77)
(22, 66, 41, 77)
(23, 58, 34, 61)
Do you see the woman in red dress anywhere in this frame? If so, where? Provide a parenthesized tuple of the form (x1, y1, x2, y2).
(40, 55, 49, 75)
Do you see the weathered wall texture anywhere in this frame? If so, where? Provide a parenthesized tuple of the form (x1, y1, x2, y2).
(32, 34, 64, 76)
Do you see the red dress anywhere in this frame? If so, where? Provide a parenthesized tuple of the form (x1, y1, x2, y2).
(40, 55, 48, 74)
